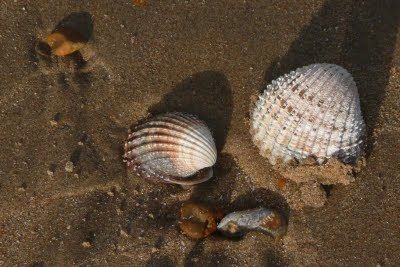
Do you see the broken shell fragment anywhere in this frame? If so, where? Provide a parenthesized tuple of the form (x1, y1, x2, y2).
(46, 27, 86, 56)
(179, 203, 224, 239)
(217, 207, 287, 239)
(132, 0, 146, 7)
(124, 112, 218, 185)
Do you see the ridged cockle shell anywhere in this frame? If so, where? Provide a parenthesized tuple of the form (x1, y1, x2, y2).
(124, 112, 217, 185)
(251, 63, 366, 165)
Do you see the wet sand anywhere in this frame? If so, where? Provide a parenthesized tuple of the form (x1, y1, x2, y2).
(0, 0, 399, 265)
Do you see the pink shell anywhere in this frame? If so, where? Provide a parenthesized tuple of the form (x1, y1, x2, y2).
(124, 112, 217, 185)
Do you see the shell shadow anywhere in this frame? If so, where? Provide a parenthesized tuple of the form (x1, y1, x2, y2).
(148, 71, 232, 152)
(145, 256, 175, 267)
(188, 153, 237, 208)
(53, 12, 94, 42)
(263, 0, 400, 156)
(125, 184, 183, 234)
(184, 240, 205, 266)
(184, 240, 234, 267)
(261, 249, 288, 267)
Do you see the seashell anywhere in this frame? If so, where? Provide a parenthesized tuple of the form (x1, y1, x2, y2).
(124, 112, 217, 185)
(251, 63, 366, 165)
(179, 202, 224, 239)
(46, 27, 86, 56)
(217, 207, 287, 238)
(132, 0, 146, 7)
(35, 13, 92, 57)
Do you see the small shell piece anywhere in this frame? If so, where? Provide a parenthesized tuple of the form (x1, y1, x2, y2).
(46, 27, 86, 56)
(124, 112, 217, 185)
(217, 207, 287, 238)
(179, 203, 224, 239)
(132, 0, 146, 7)
(251, 63, 366, 165)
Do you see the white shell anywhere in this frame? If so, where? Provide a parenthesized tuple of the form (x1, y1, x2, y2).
(251, 63, 366, 165)
(124, 112, 217, 185)
(217, 207, 287, 238)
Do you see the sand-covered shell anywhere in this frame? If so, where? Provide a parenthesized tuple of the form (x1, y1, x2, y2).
(217, 207, 287, 238)
(46, 29, 86, 56)
(124, 112, 217, 185)
(251, 63, 366, 165)
(179, 202, 224, 239)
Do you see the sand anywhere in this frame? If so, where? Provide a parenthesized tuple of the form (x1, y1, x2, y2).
(0, 0, 399, 265)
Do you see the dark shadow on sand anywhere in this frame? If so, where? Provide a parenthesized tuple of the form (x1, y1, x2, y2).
(188, 153, 237, 207)
(149, 70, 232, 152)
(145, 256, 175, 267)
(261, 249, 288, 267)
(184, 239, 233, 267)
(229, 188, 290, 222)
(54, 12, 93, 42)
(263, 0, 399, 156)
